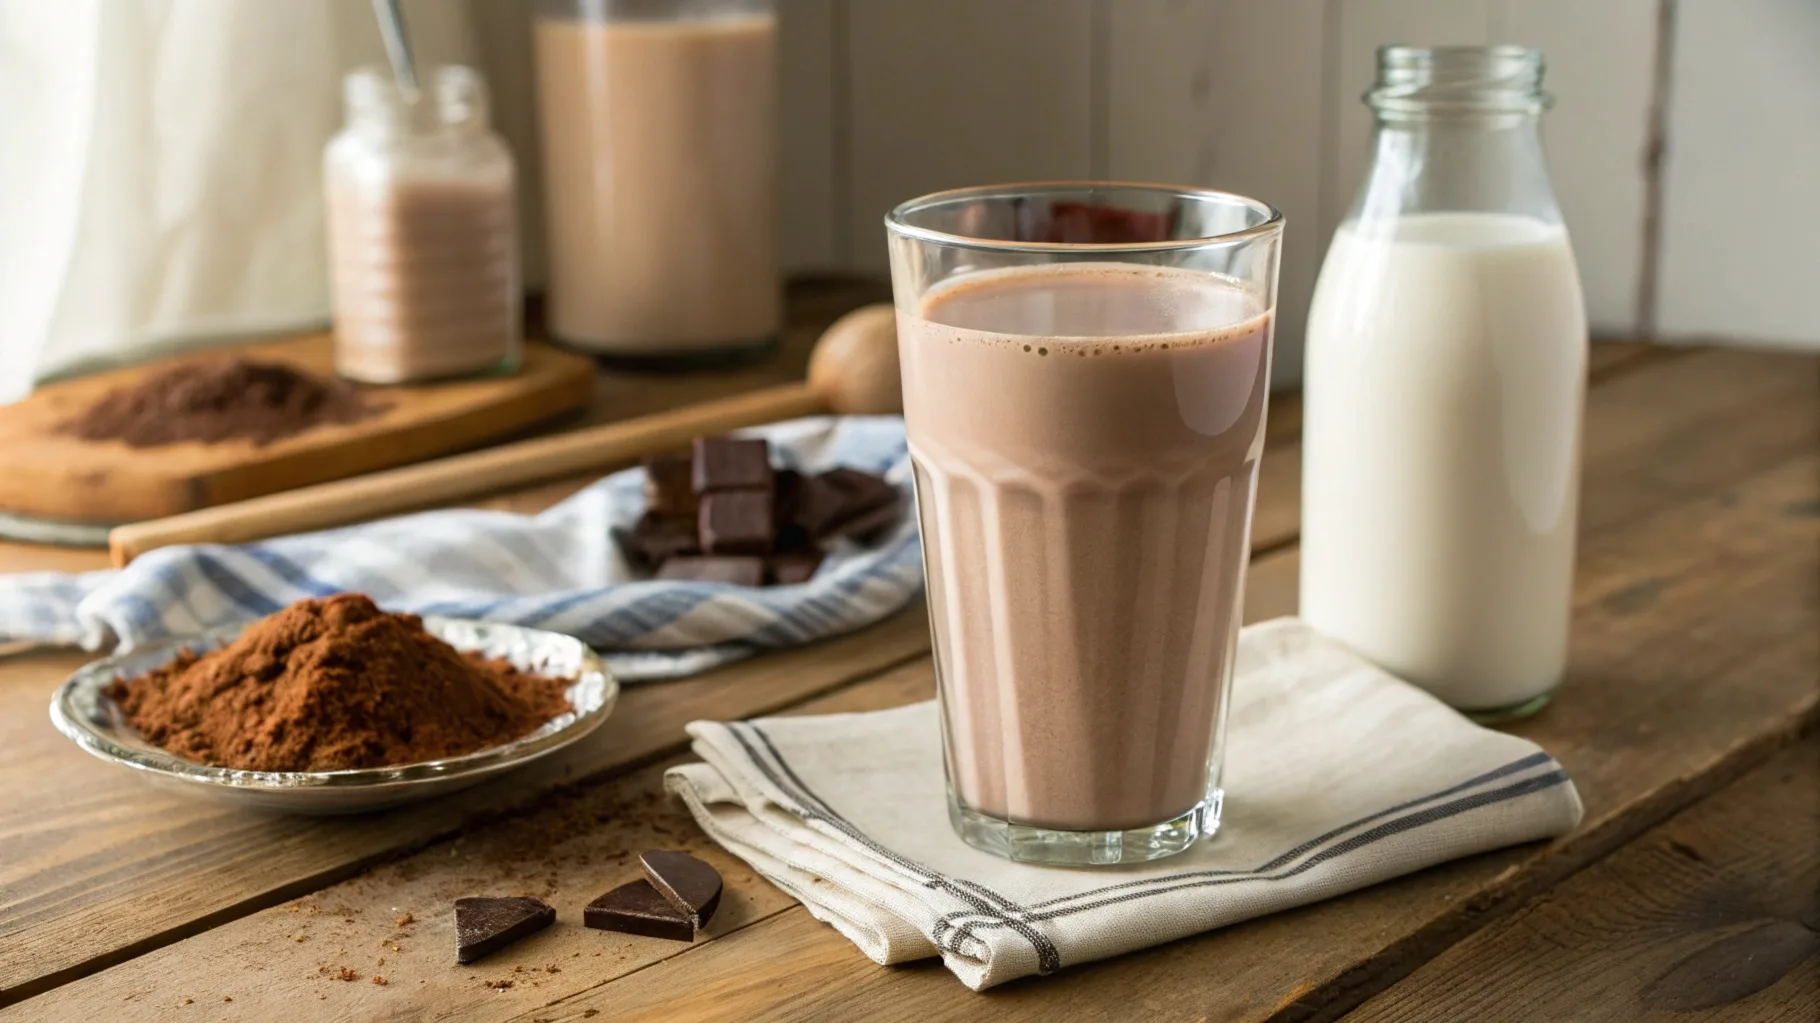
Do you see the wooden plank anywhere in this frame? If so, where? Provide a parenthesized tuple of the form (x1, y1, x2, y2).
(1344, 734, 1820, 1022)
(450, 437, 1820, 1022)
(1104, 0, 1326, 390)
(0, 606, 932, 1005)
(1656, 0, 1820, 349)
(842, 0, 1095, 271)
(0, 420, 1305, 1005)
(434, 349, 1817, 1019)
(16, 348, 1814, 1017)
(0, 305, 1315, 1003)
(0, 546, 1304, 1021)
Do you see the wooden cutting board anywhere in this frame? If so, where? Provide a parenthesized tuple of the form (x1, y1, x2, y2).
(0, 333, 596, 525)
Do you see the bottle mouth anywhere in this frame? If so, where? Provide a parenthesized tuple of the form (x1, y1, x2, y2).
(885, 181, 1282, 254)
(1367, 45, 1550, 117)
(345, 65, 491, 132)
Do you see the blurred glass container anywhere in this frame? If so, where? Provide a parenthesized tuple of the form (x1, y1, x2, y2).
(325, 65, 522, 384)
(534, 0, 780, 369)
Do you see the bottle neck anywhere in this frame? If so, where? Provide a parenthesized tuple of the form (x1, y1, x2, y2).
(1347, 46, 1562, 231)
(344, 65, 492, 143)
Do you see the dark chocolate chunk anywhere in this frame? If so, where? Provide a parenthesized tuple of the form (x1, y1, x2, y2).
(642, 453, 699, 517)
(639, 850, 723, 930)
(794, 475, 852, 537)
(767, 552, 824, 586)
(613, 511, 700, 571)
(823, 497, 902, 543)
(454, 896, 555, 964)
(655, 556, 765, 586)
(699, 490, 775, 555)
(583, 880, 694, 942)
(692, 436, 774, 493)
(774, 468, 805, 523)
(819, 468, 898, 515)
(802, 468, 900, 539)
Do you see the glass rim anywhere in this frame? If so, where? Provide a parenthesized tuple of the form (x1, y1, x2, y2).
(884, 180, 1284, 255)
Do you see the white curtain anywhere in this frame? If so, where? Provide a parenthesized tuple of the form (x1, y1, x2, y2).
(0, 0, 539, 403)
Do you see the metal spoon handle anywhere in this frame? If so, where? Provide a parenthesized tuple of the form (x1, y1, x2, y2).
(371, 0, 419, 97)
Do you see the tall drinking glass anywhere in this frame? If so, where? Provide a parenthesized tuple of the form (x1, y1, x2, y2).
(886, 183, 1282, 865)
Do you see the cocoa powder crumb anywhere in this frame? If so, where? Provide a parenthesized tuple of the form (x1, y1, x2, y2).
(106, 594, 571, 771)
(59, 358, 382, 448)
(486, 979, 514, 990)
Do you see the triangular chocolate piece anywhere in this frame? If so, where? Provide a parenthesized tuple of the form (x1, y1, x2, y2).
(454, 896, 555, 964)
(640, 850, 724, 930)
(583, 879, 694, 942)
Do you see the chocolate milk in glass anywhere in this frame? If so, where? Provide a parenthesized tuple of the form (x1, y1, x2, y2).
(900, 264, 1273, 836)
(535, 1, 779, 362)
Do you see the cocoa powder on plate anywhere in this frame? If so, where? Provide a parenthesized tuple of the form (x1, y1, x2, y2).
(59, 357, 381, 448)
(106, 593, 571, 772)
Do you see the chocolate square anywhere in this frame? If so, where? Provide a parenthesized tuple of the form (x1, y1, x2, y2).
(642, 452, 699, 517)
(801, 468, 900, 538)
(655, 556, 765, 586)
(613, 511, 700, 571)
(699, 490, 774, 555)
(767, 552, 823, 586)
(692, 436, 774, 493)
(823, 499, 901, 543)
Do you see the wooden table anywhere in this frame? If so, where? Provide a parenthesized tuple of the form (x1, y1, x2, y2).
(0, 285, 1814, 1021)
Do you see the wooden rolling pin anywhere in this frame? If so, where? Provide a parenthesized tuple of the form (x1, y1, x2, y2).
(107, 304, 901, 567)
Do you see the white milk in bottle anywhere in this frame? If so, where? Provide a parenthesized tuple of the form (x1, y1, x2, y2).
(1301, 46, 1588, 718)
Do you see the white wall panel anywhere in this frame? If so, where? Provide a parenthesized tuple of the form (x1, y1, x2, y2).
(1106, 0, 1326, 389)
(1500, 0, 1656, 336)
(843, 0, 1095, 271)
(1657, 0, 1820, 349)
(778, 0, 839, 271)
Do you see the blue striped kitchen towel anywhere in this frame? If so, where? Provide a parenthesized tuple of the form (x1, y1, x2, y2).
(0, 417, 922, 681)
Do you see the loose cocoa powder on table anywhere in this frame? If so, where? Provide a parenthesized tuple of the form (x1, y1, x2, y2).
(59, 357, 381, 448)
(107, 593, 571, 772)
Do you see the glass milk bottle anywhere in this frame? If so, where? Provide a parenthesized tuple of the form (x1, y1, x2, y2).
(1301, 46, 1588, 720)
(325, 66, 522, 384)
(534, 0, 780, 368)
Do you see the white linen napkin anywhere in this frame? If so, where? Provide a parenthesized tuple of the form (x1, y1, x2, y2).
(665, 617, 1584, 990)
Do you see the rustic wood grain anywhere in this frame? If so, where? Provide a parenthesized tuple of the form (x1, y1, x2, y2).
(0, 545, 1304, 1021)
(442, 444, 1820, 1023)
(434, 351, 1814, 1021)
(1343, 734, 1820, 1023)
(0, 338, 597, 523)
(11, 347, 1811, 1019)
(0, 603, 932, 1006)
(0, 452, 1307, 1007)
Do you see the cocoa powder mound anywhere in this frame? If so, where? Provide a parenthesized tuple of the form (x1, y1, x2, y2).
(60, 358, 381, 448)
(106, 594, 572, 772)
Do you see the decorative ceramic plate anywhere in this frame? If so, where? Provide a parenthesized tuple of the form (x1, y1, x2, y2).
(48, 616, 617, 815)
